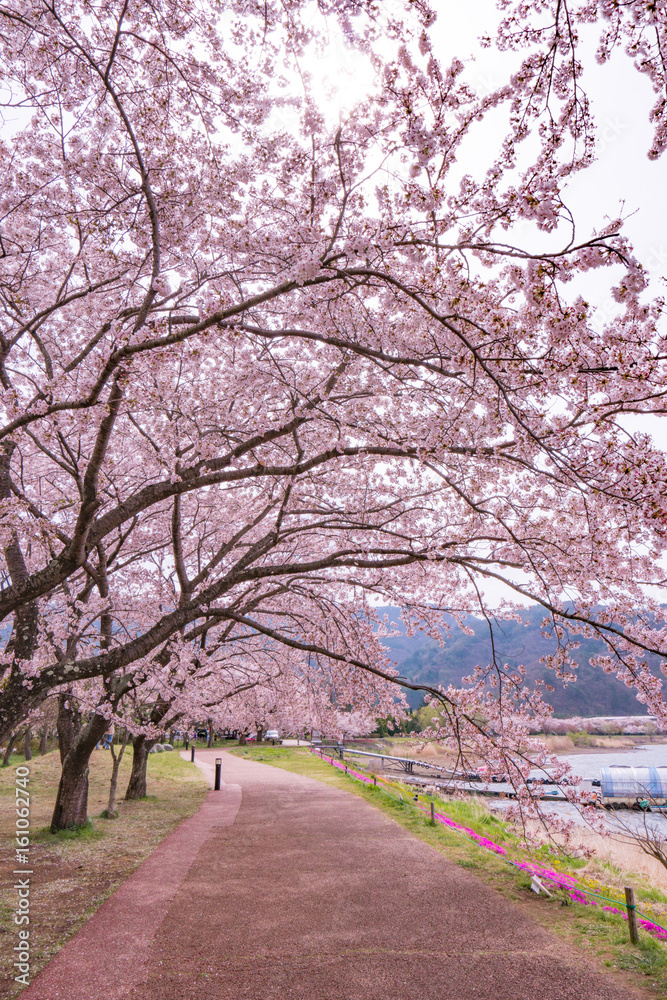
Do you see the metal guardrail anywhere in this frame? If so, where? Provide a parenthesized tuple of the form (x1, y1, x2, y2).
(329, 745, 475, 778)
(330, 745, 575, 795)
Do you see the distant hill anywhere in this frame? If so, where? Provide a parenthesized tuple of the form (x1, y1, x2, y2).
(378, 606, 658, 717)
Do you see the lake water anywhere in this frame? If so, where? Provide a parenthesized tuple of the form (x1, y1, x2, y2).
(562, 744, 667, 780)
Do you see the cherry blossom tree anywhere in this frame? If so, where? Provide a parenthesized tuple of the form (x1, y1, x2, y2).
(493, 0, 667, 161)
(1, 0, 667, 829)
(212, 646, 398, 743)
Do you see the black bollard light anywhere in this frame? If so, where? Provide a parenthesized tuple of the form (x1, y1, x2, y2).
(191, 746, 195, 762)
(215, 757, 222, 791)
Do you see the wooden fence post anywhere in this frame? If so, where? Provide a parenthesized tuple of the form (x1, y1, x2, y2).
(430, 801, 435, 825)
(625, 887, 639, 945)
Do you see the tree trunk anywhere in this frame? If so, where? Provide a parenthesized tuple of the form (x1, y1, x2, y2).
(0, 677, 46, 747)
(57, 691, 82, 764)
(207, 721, 214, 748)
(50, 753, 91, 830)
(39, 728, 48, 755)
(23, 728, 32, 761)
(0, 444, 40, 745)
(2, 729, 23, 765)
(106, 731, 129, 817)
(125, 734, 158, 800)
(256, 725, 265, 744)
(50, 700, 109, 831)
(238, 732, 247, 746)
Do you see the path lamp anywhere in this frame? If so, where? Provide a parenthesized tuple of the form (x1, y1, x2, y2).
(215, 758, 222, 791)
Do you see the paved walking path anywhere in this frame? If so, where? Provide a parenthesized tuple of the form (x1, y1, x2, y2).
(22, 749, 643, 1000)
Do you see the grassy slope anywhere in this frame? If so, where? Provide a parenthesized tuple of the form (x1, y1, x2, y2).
(0, 748, 207, 998)
(231, 744, 667, 999)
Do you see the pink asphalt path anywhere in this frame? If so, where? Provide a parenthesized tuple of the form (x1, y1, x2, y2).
(22, 749, 643, 1000)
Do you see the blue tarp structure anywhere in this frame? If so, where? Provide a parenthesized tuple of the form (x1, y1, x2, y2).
(600, 766, 667, 799)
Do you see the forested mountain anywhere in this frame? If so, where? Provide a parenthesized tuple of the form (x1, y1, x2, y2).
(380, 606, 658, 717)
